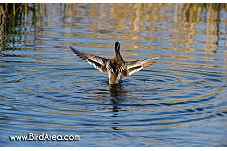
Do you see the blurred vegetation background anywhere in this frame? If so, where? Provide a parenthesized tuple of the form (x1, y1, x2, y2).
(0, 3, 227, 52)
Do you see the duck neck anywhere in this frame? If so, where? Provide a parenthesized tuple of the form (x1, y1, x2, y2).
(114, 50, 124, 62)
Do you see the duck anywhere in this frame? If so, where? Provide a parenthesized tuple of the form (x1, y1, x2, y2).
(69, 42, 160, 84)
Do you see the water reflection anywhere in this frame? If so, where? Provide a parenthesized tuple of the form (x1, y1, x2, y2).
(109, 84, 127, 102)
(0, 4, 226, 53)
(109, 84, 126, 131)
(0, 3, 227, 147)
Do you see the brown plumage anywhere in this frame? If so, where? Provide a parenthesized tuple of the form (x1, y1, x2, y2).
(69, 42, 160, 84)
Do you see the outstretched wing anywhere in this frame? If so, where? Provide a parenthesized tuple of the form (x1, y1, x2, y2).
(69, 46, 109, 72)
(126, 57, 160, 76)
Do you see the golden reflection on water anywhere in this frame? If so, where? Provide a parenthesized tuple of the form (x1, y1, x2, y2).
(0, 4, 227, 146)
(1, 4, 227, 55)
(82, 4, 225, 51)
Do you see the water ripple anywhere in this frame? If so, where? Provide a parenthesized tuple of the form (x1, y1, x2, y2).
(1, 3, 227, 147)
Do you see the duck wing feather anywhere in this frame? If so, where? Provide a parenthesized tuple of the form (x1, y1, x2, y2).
(70, 46, 109, 72)
(126, 57, 160, 76)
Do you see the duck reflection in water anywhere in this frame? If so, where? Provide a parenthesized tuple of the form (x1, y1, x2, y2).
(109, 83, 127, 131)
(109, 83, 127, 103)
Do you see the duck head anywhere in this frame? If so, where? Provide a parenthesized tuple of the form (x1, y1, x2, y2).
(115, 41, 120, 53)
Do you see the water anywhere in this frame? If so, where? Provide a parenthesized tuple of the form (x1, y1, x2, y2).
(0, 4, 227, 147)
